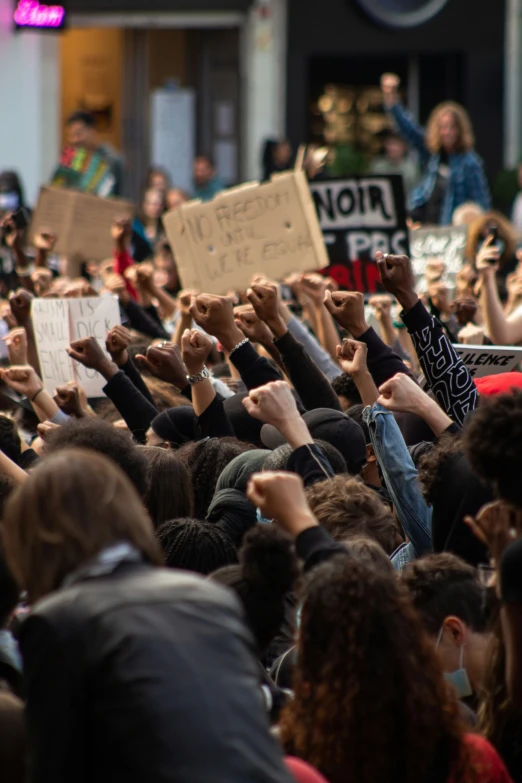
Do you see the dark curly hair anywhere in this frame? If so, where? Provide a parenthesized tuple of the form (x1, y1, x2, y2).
(0, 415, 21, 465)
(279, 557, 474, 783)
(176, 437, 255, 519)
(463, 390, 522, 507)
(211, 525, 299, 656)
(418, 433, 462, 505)
(331, 374, 362, 408)
(401, 553, 487, 636)
(44, 418, 151, 499)
(156, 518, 237, 575)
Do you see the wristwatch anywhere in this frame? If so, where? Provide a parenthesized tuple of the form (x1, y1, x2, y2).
(186, 366, 211, 386)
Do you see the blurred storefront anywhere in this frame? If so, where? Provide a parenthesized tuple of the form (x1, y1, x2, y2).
(287, 0, 512, 182)
(0, 0, 287, 204)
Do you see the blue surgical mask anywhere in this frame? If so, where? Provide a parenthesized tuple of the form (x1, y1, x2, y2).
(435, 626, 473, 699)
(256, 507, 273, 525)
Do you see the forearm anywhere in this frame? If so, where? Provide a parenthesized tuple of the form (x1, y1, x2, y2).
(358, 326, 414, 387)
(120, 358, 155, 406)
(0, 450, 27, 484)
(481, 274, 521, 345)
(191, 379, 216, 418)
(316, 304, 342, 362)
(197, 391, 235, 439)
(414, 398, 453, 438)
(377, 314, 398, 348)
(32, 390, 60, 423)
(173, 313, 192, 348)
(150, 285, 177, 320)
(287, 315, 340, 381)
(24, 322, 41, 376)
(352, 370, 379, 407)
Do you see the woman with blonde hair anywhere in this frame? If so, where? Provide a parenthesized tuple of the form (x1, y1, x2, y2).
(1, 449, 292, 783)
(381, 73, 491, 226)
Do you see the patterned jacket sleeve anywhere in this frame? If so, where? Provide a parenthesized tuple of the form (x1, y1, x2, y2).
(401, 300, 478, 427)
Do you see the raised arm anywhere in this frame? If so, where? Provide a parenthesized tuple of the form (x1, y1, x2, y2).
(376, 251, 478, 426)
(381, 73, 427, 155)
(478, 236, 522, 345)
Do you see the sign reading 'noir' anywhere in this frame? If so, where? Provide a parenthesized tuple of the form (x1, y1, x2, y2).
(310, 175, 409, 293)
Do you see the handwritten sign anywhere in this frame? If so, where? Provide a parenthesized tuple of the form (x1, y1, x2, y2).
(32, 296, 120, 397)
(30, 187, 134, 263)
(455, 344, 522, 378)
(410, 225, 469, 292)
(163, 171, 328, 295)
(310, 175, 409, 293)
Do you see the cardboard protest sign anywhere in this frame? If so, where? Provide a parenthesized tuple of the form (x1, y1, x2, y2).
(410, 225, 468, 293)
(163, 170, 328, 295)
(455, 344, 522, 378)
(309, 175, 409, 293)
(32, 296, 120, 397)
(30, 187, 134, 263)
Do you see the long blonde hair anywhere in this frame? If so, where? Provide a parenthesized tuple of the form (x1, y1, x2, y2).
(425, 102, 475, 154)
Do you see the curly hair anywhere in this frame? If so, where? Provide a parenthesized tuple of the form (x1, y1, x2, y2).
(305, 475, 402, 554)
(176, 437, 255, 519)
(463, 390, 522, 507)
(330, 374, 362, 408)
(44, 417, 151, 498)
(418, 433, 462, 505)
(156, 518, 237, 575)
(401, 553, 487, 636)
(425, 102, 475, 154)
(279, 557, 474, 783)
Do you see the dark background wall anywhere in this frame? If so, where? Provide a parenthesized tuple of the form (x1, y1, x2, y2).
(286, 0, 506, 179)
(66, 0, 251, 11)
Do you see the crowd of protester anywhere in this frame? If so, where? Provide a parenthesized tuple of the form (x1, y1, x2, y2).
(1, 72, 522, 783)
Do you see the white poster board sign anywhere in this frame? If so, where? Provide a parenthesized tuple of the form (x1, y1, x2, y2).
(32, 296, 120, 398)
(151, 89, 195, 194)
(455, 344, 522, 378)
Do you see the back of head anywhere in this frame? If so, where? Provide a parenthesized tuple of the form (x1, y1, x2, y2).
(0, 416, 21, 466)
(211, 525, 298, 654)
(342, 535, 394, 573)
(401, 553, 486, 636)
(419, 433, 490, 565)
(139, 447, 194, 529)
(306, 475, 401, 554)
(0, 690, 25, 783)
(280, 557, 463, 783)
(3, 449, 161, 603)
(177, 437, 255, 519)
(463, 390, 522, 508)
(66, 109, 96, 127)
(331, 375, 362, 409)
(263, 440, 347, 475)
(44, 417, 150, 499)
(156, 518, 237, 575)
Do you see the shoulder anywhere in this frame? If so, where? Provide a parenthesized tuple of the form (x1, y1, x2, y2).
(460, 150, 485, 169)
(462, 734, 513, 781)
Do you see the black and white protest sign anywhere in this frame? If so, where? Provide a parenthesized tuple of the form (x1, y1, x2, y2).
(410, 225, 468, 291)
(455, 344, 522, 378)
(310, 175, 409, 293)
(32, 296, 120, 397)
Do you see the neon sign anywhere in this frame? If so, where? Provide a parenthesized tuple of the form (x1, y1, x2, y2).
(14, 0, 66, 29)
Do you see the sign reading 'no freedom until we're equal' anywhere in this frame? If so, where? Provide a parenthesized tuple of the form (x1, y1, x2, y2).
(163, 171, 329, 295)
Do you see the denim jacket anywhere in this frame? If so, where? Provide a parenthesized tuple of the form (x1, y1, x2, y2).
(389, 104, 491, 225)
(364, 403, 432, 570)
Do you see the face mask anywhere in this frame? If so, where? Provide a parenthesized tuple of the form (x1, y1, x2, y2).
(256, 507, 272, 525)
(436, 626, 473, 699)
(0, 192, 20, 211)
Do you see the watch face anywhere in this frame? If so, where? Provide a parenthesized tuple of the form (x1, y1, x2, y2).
(355, 0, 449, 28)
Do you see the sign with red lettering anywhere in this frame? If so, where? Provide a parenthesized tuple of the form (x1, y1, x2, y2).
(310, 175, 409, 293)
(455, 345, 522, 379)
(14, 0, 66, 30)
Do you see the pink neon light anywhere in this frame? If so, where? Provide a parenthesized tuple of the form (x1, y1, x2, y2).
(14, 0, 65, 28)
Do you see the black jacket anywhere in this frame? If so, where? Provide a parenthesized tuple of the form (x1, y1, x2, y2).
(20, 564, 293, 783)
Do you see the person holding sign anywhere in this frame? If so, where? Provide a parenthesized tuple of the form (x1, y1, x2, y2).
(381, 73, 491, 226)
